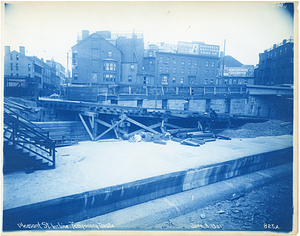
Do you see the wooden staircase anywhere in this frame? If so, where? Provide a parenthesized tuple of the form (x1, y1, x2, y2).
(3, 105, 56, 174)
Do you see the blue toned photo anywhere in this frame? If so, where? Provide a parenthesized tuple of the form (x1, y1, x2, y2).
(2, 1, 296, 234)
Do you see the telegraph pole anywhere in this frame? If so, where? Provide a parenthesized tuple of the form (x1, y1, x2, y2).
(222, 39, 226, 79)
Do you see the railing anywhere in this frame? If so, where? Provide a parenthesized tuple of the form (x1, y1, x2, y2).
(4, 106, 55, 168)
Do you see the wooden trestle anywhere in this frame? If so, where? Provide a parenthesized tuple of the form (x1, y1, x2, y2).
(38, 98, 210, 141)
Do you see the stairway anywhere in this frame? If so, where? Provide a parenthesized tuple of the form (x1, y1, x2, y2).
(3, 105, 56, 174)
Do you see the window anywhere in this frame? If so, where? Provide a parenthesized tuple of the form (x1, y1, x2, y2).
(244, 79, 248, 84)
(233, 79, 237, 84)
(211, 70, 215, 76)
(188, 59, 191, 66)
(16, 63, 19, 71)
(274, 52, 277, 57)
(149, 60, 153, 65)
(210, 79, 214, 84)
(28, 74, 30, 77)
(28, 64, 31, 71)
(110, 63, 114, 71)
(173, 67, 177, 73)
(165, 66, 169, 73)
(182, 58, 185, 65)
(159, 57, 163, 63)
(159, 65, 163, 73)
(149, 51, 153, 57)
(206, 61, 209, 67)
(11, 73, 13, 77)
(194, 69, 198, 74)
(172, 77, 176, 83)
(280, 50, 282, 55)
(137, 100, 143, 107)
(205, 69, 209, 76)
(108, 51, 112, 57)
(16, 54, 19, 60)
(211, 61, 215, 68)
(161, 75, 168, 85)
(205, 79, 208, 84)
(10, 63, 13, 70)
(173, 58, 177, 64)
(16, 73, 19, 77)
(128, 75, 132, 82)
(181, 68, 185, 74)
(114, 64, 116, 71)
(194, 60, 198, 66)
(285, 48, 287, 53)
(10, 54, 13, 60)
(180, 77, 184, 84)
(105, 63, 109, 70)
(187, 68, 191, 74)
(224, 79, 228, 84)
(74, 73, 78, 80)
(166, 57, 170, 63)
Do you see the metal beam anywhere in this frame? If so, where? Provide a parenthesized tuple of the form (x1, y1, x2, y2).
(78, 113, 94, 140)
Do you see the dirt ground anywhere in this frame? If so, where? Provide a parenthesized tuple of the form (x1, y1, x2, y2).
(218, 119, 293, 139)
(151, 177, 293, 232)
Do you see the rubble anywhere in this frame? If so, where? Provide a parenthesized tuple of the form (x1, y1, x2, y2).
(218, 119, 293, 139)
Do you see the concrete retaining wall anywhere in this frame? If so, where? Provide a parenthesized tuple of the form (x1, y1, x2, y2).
(3, 147, 293, 231)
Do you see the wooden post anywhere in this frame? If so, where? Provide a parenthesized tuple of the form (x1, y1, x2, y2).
(95, 116, 127, 141)
(95, 118, 127, 135)
(78, 113, 94, 140)
(126, 117, 159, 134)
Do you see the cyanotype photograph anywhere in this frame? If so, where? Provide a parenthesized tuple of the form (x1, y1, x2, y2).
(1, 1, 297, 235)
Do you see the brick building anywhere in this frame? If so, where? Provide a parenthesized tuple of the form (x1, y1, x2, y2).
(71, 30, 144, 86)
(217, 55, 254, 85)
(71, 31, 122, 85)
(254, 37, 294, 86)
(4, 46, 62, 97)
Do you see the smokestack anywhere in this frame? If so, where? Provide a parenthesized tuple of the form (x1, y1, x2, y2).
(19, 46, 25, 56)
(5, 46, 10, 55)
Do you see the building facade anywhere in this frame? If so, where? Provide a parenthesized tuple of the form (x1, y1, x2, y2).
(4, 46, 62, 97)
(254, 38, 294, 86)
(71, 30, 144, 86)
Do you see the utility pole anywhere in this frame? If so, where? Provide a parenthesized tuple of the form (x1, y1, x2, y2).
(155, 59, 158, 109)
(222, 39, 226, 79)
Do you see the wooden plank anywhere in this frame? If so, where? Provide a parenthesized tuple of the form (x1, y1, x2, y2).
(78, 113, 94, 140)
(126, 117, 160, 134)
(95, 119, 127, 135)
(95, 117, 127, 141)
(127, 122, 161, 136)
(164, 123, 183, 129)
(111, 120, 120, 139)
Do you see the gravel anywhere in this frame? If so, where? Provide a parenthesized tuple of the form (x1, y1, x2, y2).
(218, 120, 293, 139)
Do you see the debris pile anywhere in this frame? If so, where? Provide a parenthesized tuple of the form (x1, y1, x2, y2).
(219, 120, 293, 139)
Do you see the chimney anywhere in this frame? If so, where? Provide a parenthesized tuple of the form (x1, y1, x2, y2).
(273, 44, 277, 49)
(283, 39, 287, 44)
(19, 46, 25, 56)
(82, 30, 89, 40)
(5, 46, 10, 55)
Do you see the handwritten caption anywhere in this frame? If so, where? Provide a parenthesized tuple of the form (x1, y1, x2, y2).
(17, 222, 114, 230)
(190, 223, 222, 229)
(264, 223, 280, 230)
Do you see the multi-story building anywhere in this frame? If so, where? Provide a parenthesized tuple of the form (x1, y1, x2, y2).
(46, 59, 66, 85)
(153, 51, 220, 86)
(71, 30, 144, 86)
(217, 54, 254, 85)
(255, 37, 294, 86)
(4, 46, 62, 97)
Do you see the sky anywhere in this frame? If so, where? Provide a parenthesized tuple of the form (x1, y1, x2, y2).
(3, 1, 295, 71)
